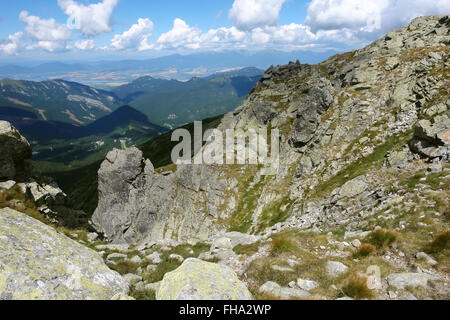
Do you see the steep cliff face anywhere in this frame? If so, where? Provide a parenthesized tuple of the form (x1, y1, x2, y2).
(92, 15, 449, 245)
(92, 147, 237, 243)
(0, 121, 88, 228)
(0, 120, 32, 180)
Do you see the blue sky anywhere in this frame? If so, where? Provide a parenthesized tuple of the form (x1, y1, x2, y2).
(0, 0, 448, 61)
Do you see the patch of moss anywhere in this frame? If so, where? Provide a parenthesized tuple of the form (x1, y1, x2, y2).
(311, 130, 413, 199)
(233, 242, 261, 256)
(228, 174, 267, 233)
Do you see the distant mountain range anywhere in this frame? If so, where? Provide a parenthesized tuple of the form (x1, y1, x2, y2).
(0, 78, 122, 125)
(113, 67, 264, 128)
(0, 49, 338, 83)
(0, 67, 264, 128)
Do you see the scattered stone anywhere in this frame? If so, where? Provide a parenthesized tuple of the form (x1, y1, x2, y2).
(0, 180, 16, 190)
(129, 255, 143, 264)
(107, 253, 127, 261)
(146, 252, 162, 264)
(297, 279, 319, 291)
(146, 265, 157, 272)
(123, 274, 142, 285)
(156, 258, 253, 300)
(169, 254, 184, 263)
(87, 232, 99, 242)
(287, 258, 299, 267)
(387, 273, 437, 289)
(326, 261, 349, 277)
(211, 237, 233, 250)
(351, 239, 362, 248)
(338, 178, 368, 198)
(415, 252, 438, 266)
(271, 265, 295, 272)
(259, 281, 311, 300)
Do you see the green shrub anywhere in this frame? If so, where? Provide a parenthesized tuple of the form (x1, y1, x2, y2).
(368, 229, 399, 248)
(428, 230, 450, 254)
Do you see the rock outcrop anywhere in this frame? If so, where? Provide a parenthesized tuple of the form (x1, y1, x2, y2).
(92, 147, 235, 244)
(156, 258, 253, 300)
(0, 121, 88, 227)
(0, 121, 32, 180)
(0, 207, 129, 300)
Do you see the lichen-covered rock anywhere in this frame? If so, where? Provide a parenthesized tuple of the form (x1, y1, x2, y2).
(326, 261, 349, 277)
(156, 258, 252, 300)
(0, 121, 32, 180)
(0, 207, 129, 300)
(387, 273, 437, 289)
(258, 281, 311, 300)
(92, 147, 231, 244)
(410, 115, 450, 161)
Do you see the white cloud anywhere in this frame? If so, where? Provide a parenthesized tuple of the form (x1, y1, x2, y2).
(110, 18, 154, 51)
(154, 19, 319, 52)
(19, 11, 71, 52)
(58, 0, 119, 36)
(157, 19, 202, 49)
(306, 0, 450, 37)
(0, 32, 24, 55)
(74, 39, 95, 50)
(229, 0, 288, 30)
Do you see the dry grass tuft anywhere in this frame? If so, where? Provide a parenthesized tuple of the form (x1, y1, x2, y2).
(270, 237, 299, 256)
(342, 274, 373, 299)
(353, 243, 377, 259)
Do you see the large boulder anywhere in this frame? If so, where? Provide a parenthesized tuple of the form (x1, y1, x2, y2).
(156, 258, 253, 300)
(0, 207, 129, 300)
(92, 147, 229, 244)
(0, 121, 32, 180)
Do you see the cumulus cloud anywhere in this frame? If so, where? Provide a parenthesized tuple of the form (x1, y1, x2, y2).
(154, 19, 319, 52)
(110, 18, 154, 51)
(74, 39, 95, 50)
(19, 11, 71, 52)
(58, 0, 119, 36)
(229, 0, 288, 30)
(0, 32, 24, 55)
(306, 0, 450, 38)
(157, 19, 202, 49)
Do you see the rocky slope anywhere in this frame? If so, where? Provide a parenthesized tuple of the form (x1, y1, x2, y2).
(91, 15, 449, 300)
(93, 15, 449, 243)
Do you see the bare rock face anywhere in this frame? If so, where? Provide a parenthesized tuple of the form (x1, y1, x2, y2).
(92, 147, 234, 244)
(0, 208, 129, 300)
(0, 121, 32, 180)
